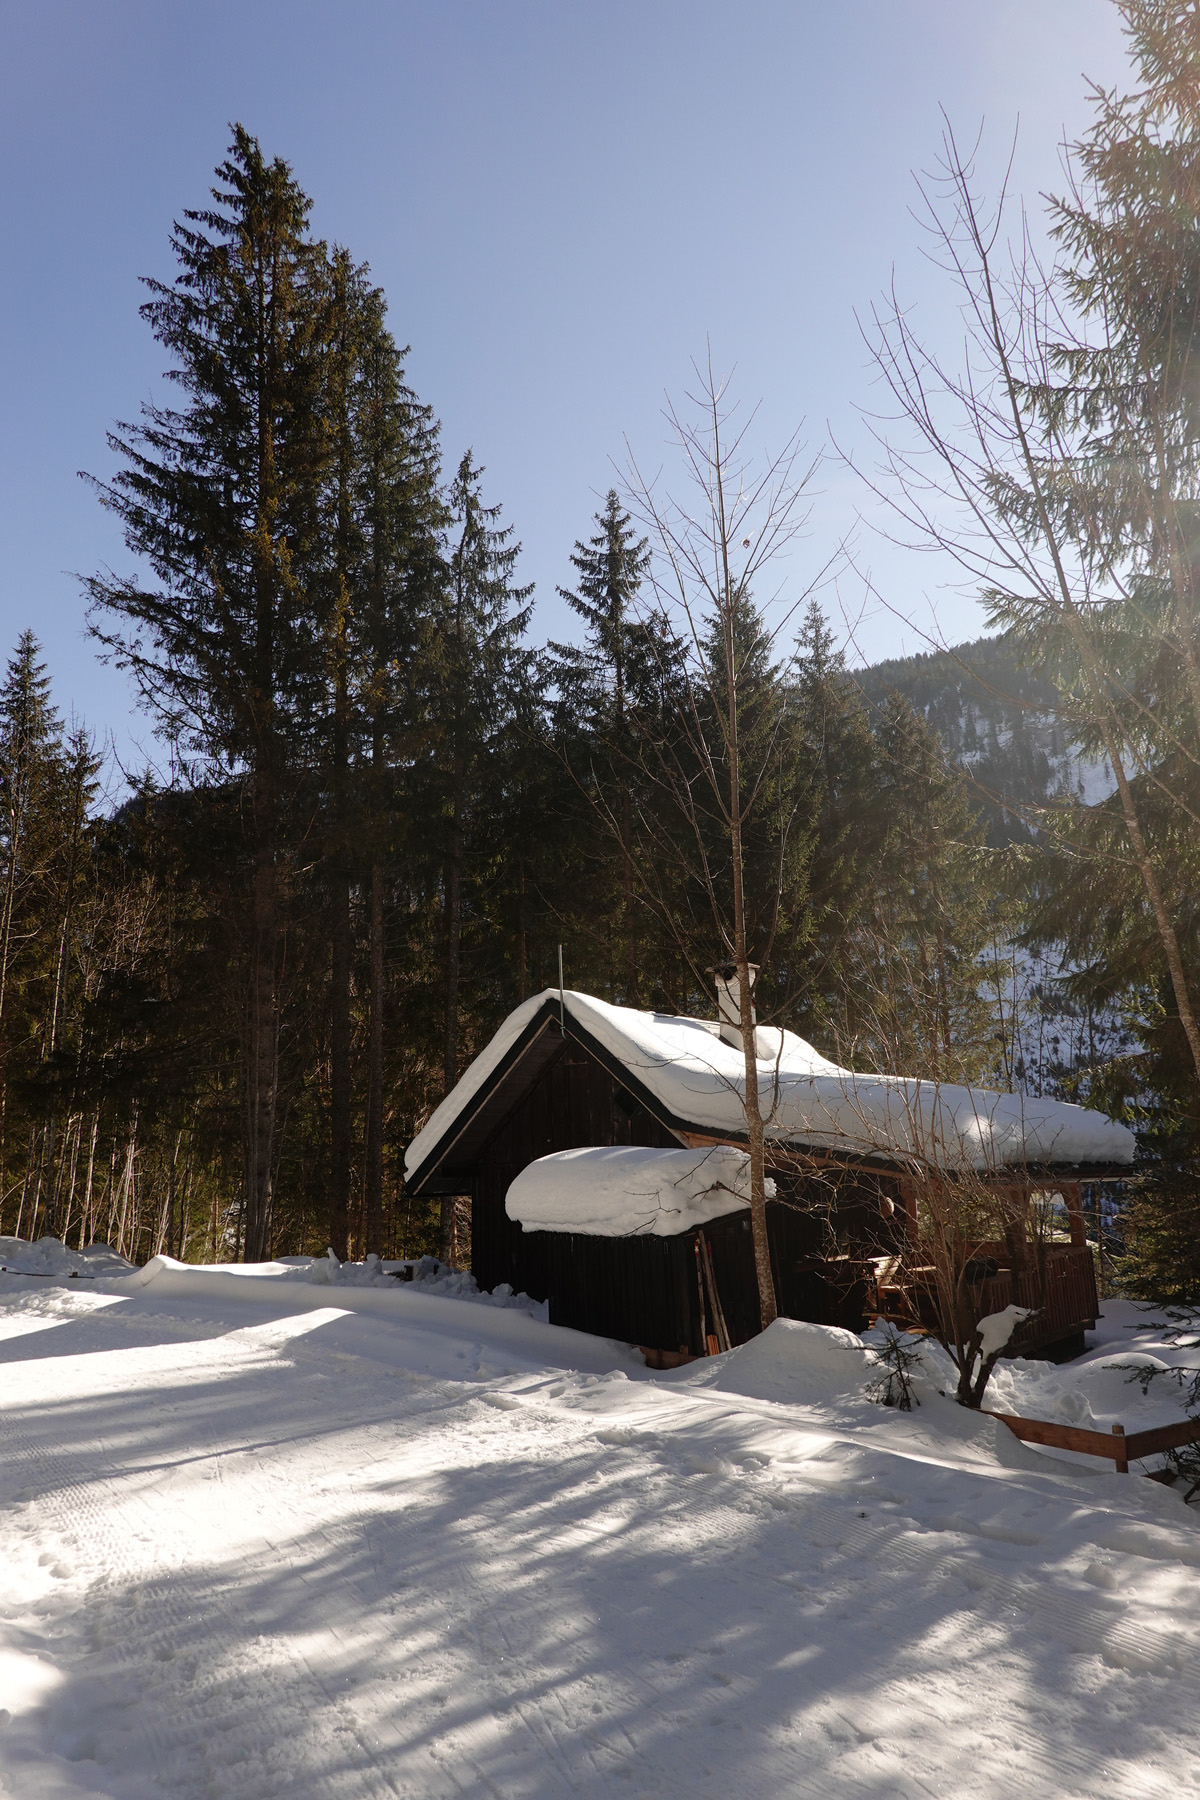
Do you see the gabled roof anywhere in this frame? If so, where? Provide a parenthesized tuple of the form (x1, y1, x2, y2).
(403, 988, 1135, 1194)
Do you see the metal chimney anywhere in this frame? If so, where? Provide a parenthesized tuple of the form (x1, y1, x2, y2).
(708, 961, 758, 1050)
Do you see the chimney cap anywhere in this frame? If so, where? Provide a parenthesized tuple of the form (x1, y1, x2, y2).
(706, 961, 758, 983)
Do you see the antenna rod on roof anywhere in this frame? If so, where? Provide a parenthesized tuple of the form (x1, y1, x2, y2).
(558, 945, 566, 1037)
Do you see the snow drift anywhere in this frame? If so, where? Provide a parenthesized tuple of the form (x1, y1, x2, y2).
(0, 1236, 134, 1279)
(693, 1316, 872, 1406)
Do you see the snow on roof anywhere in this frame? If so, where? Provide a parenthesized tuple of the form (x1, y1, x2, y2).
(404, 988, 1135, 1179)
(505, 1145, 771, 1238)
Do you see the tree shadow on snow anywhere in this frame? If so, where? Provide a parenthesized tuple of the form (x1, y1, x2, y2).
(0, 1310, 1193, 1800)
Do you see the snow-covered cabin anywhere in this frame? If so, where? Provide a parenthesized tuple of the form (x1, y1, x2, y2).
(404, 988, 1134, 1360)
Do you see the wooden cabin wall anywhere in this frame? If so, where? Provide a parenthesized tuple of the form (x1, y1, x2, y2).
(702, 1203, 875, 1346)
(466, 1035, 902, 1346)
(769, 1166, 907, 1258)
(470, 1038, 677, 1295)
(517, 1230, 698, 1352)
(509, 1203, 878, 1355)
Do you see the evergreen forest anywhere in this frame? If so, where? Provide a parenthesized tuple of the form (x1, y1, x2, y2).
(6, 4, 1200, 1306)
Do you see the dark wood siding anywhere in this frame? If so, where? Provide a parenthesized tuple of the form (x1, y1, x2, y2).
(501, 1202, 877, 1355)
(467, 1035, 891, 1350)
(516, 1229, 699, 1351)
(471, 1038, 677, 1296)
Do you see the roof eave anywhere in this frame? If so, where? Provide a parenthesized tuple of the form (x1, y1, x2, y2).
(404, 999, 699, 1196)
(403, 996, 1135, 1194)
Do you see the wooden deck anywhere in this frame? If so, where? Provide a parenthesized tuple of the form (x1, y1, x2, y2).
(877, 1242, 1099, 1354)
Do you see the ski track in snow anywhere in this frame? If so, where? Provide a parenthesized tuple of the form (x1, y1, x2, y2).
(0, 1278, 1197, 1797)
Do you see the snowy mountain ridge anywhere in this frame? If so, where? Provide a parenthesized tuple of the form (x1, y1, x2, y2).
(857, 637, 1132, 1106)
(855, 635, 1114, 844)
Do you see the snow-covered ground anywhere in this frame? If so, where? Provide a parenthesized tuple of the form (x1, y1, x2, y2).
(1, 1247, 1199, 1799)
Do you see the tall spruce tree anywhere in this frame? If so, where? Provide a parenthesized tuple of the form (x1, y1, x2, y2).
(867, 692, 999, 1082)
(321, 248, 368, 1257)
(784, 601, 882, 1051)
(86, 127, 331, 1259)
(550, 492, 652, 1000)
(353, 313, 444, 1257)
(435, 452, 533, 1093)
(0, 634, 67, 1174)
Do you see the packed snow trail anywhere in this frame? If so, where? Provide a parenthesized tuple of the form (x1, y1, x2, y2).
(0, 1266, 1198, 1798)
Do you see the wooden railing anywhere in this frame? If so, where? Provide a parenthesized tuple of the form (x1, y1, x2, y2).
(985, 1409, 1200, 1475)
(976, 1244, 1099, 1351)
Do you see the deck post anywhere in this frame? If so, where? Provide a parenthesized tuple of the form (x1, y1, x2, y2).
(1112, 1423, 1128, 1474)
(1000, 1184, 1030, 1277)
(1061, 1182, 1087, 1249)
(900, 1180, 919, 1244)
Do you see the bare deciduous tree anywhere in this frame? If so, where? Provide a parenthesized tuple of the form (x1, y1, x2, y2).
(853, 73, 1200, 1090)
(624, 356, 824, 1329)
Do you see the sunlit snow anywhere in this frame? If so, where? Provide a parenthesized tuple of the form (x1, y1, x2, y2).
(0, 1251, 1196, 1798)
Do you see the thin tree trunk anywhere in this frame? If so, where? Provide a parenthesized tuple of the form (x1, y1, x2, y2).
(621, 787, 638, 1007)
(0, 777, 26, 1177)
(329, 863, 352, 1259)
(177, 1156, 195, 1263)
(79, 1108, 99, 1249)
(245, 784, 279, 1262)
(716, 472, 777, 1330)
(441, 794, 463, 1270)
(58, 1114, 81, 1248)
(245, 297, 285, 1267)
(363, 861, 385, 1257)
(43, 1113, 64, 1238)
(516, 859, 527, 1004)
(615, 641, 638, 1007)
(115, 1121, 136, 1260)
(47, 745, 86, 1059)
(163, 1128, 182, 1260)
(14, 1127, 35, 1240)
(328, 576, 353, 1260)
(27, 1122, 49, 1242)
(444, 816, 462, 1092)
(102, 1135, 118, 1244)
(732, 855, 777, 1326)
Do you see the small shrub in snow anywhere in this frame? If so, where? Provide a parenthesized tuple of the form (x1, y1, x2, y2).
(867, 1325, 922, 1410)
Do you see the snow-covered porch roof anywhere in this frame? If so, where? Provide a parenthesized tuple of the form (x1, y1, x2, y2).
(403, 988, 1135, 1196)
(505, 1145, 764, 1238)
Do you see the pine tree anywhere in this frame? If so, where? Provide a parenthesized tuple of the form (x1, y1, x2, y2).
(868, 692, 1000, 1082)
(434, 452, 533, 1093)
(353, 305, 444, 1257)
(321, 249, 371, 1257)
(785, 601, 883, 1052)
(318, 255, 445, 1256)
(86, 127, 331, 1259)
(550, 492, 652, 1000)
(0, 634, 67, 1179)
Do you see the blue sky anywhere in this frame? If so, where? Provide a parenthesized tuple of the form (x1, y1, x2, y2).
(0, 1, 1129, 768)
